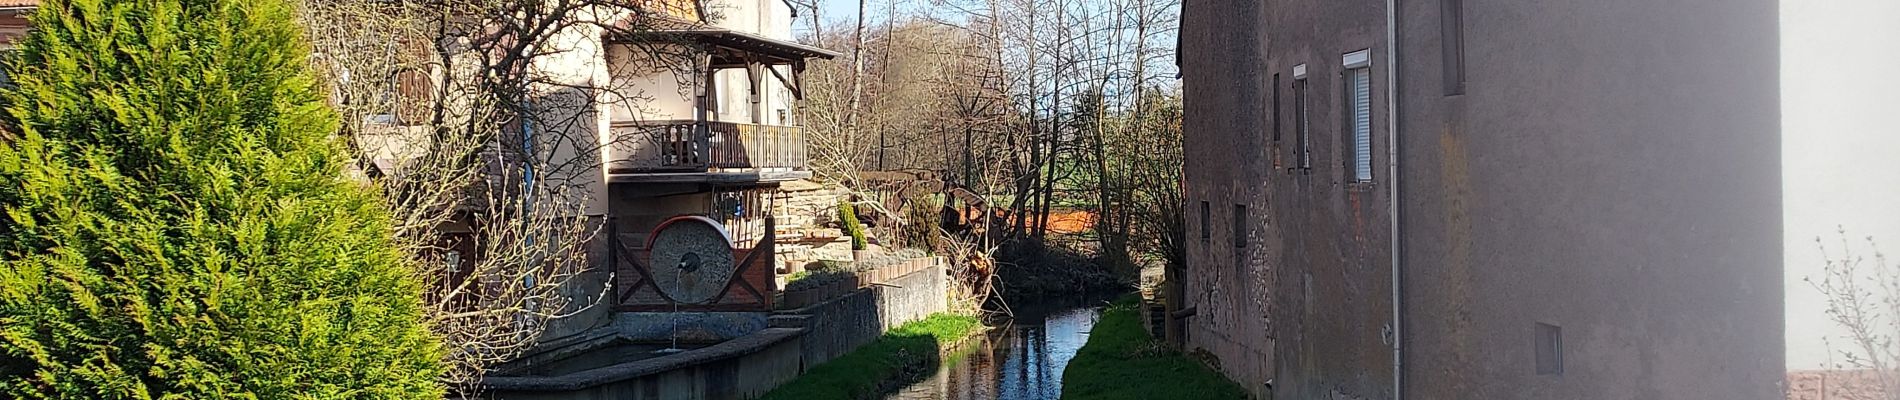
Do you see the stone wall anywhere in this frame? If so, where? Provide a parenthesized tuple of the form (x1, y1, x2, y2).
(611, 312, 770, 343)
(774, 180, 857, 264)
(774, 180, 850, 231)
(535, 217, 618, 344)
(486, 260, 950, 400)
(486, 328, 805, 400)
(777, 262, 948, 368)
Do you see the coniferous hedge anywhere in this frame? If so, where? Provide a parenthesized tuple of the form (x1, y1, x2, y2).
(0, 0, 445, 398)
(838, 200, 868, 250)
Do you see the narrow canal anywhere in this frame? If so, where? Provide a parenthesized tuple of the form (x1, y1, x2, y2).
(882, 294, 1118, 400)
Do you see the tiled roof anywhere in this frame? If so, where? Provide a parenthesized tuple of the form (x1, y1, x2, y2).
(0, 0, 36, 8)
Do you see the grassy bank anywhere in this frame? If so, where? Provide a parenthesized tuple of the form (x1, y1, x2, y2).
(760, 313, 983, 400)
(1061, 296, 1249, 400)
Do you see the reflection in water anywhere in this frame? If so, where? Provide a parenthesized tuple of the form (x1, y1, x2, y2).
(884, 298, 1108, 400)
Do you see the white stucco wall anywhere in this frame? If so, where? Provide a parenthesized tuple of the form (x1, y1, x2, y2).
(528, 15, 617, 216)
(705, 0, 792, 39)
(607, 44, 699, 123)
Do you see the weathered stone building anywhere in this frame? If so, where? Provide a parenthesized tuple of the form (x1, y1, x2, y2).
(1177, 0, 1783, 399)
(0, 1, 35, 46)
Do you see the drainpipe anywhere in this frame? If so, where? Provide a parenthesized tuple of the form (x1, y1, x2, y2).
(1383, 0, 1403, 399)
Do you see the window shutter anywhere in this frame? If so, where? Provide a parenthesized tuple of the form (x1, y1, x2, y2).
(395, 68, 433, 125)
(1294, 73, 1311, 171)
(1442, 0, 1468, 95)
(1351, 68, 1373, 181)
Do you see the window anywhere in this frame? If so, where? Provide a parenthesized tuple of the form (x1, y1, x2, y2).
(359, 38, 436, 126)
(445, 251, 462, 275)
(1441, 0, 1467, 95)
(1343, 50, 1373, 182)
(392, 68, 434, 125)
(1535, 322, 1564, 375)
(1271, 73, 1283, 142)
(1293, 64, 1312, 171)
(518, 100, 541, 193)
(1200, 201, 1212, 243)
(1232, 204, 1248, 248)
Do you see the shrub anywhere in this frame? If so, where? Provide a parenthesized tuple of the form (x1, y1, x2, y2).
(0, 0, 445, 398)
(784, 270, 852, 291)
(839, 200, 869, 250)
(899, 191, 940, 249)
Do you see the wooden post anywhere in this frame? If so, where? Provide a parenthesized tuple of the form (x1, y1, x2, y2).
(747, 56, 763, 125)
(763, 212, 777, 302)
(696, 53, 715, 166)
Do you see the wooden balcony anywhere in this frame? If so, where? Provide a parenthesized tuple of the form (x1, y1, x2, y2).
(606, 119, 812, 184)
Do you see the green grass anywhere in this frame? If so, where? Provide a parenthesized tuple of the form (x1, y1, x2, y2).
(760, 313, 983, 400)
(1061, 295, 1250, 400)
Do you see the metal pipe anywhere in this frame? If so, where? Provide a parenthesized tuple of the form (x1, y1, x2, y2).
(1383, 0, 1404, 399)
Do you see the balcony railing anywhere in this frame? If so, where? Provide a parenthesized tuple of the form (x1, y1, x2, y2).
(608, 120, 809, 174)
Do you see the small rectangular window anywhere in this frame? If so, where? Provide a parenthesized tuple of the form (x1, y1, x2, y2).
(1441, 0, 1467, 95)
(1200, 201, 1212, 243)
(1271, 73, 1283, 142)
(1232, 204, 1247, 248)
(445, 251, 462, 275)
(1536, 322, 1563, 375)
(393, 68, 434, 125)
(1343, 50, 1373, 182)
(1293, 65, 1312, 171)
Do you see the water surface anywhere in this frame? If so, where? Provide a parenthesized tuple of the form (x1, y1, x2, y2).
(883, 295, 1114, 400)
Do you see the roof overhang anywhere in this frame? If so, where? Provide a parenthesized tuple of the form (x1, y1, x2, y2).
(609, 15, 839, 62)
(612, 29, 839, 62)
(0, 0, 37, 12)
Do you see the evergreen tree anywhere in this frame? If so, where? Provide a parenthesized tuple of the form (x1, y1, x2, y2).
(0, 0, 445, 398)
(839, 200, 868, 250)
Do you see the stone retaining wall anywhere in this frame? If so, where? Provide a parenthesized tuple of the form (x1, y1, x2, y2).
(485, 329, 804, 400)
(777, 263, 948, 368)
(484, 259, 949, 400)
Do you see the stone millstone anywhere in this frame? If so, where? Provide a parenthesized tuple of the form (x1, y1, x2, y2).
(649, 219, 737, 304)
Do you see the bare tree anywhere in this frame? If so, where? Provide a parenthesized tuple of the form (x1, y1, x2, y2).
(1810, 227, 1900, 399)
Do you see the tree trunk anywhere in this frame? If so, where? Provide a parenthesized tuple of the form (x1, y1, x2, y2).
(847, 0, 868, 171)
